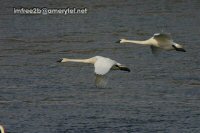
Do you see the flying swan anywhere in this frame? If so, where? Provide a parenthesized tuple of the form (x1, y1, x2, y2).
(57, 56, 130, 87)
(0, 125, 5, 133)
(116, 33, 186, 54)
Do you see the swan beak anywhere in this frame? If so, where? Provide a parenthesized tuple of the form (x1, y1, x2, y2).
(57, 59, 63, 62)
(116, 40, 121, 43)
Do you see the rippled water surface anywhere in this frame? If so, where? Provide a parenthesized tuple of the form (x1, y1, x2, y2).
(0, 1, 200, 133)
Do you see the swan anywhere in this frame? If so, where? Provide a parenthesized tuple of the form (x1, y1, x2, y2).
(57, 56, 130, 87)
(57, 56, 130, 75)
(0, 125, 5, 133)
(116, 33, 186, 54)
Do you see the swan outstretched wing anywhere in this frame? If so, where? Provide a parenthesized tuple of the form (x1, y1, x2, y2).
(153, 33, 172, 41)
(94, 57, 116, 75)
(150, 45, 162, 55)
(95, 74, 108, 88)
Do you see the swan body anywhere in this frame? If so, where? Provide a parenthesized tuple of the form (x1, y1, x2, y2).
(57, 56, 130, 87)
(117, 33, 186, 53)
(57, 56, 130, 75)
(0, 125, 5, 133)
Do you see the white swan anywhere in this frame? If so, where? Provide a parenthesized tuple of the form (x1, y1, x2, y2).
(0, 125, 5, 133)
(57, 56, 130, 75)
(116, 33, 186, 54)
(57, 56, 130, 87)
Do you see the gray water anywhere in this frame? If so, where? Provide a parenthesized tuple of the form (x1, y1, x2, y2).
(0, 0, 200, 133)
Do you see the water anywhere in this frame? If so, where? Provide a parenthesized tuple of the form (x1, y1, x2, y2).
(0, 0, 200, 133)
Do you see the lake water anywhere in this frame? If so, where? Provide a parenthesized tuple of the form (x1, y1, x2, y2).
(0, 0, 200, 133)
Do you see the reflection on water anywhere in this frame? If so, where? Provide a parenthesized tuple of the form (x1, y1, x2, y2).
(0, 0, 200, 133)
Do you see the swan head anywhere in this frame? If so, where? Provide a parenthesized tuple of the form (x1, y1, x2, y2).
(57, 58, 69, 62)
(172, 43, 186, 52)
(116, 39, 126, 43)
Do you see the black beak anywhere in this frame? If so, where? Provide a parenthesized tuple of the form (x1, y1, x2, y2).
(57, 59, 63, 62)
(172, 45, 186, 52)
(115, 40, 121, 43)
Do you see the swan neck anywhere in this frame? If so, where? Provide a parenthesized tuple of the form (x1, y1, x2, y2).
(123, 39, 151, 45)
(66, 58, 96, 64)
